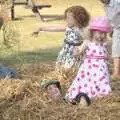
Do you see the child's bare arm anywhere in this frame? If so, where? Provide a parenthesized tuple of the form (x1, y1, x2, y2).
(105, 41, 112, 60)
(77, 40, 89, 55)
(73, 40, 89, 56)
(39, 25, 66, 32)
(32, 25, 66, 35)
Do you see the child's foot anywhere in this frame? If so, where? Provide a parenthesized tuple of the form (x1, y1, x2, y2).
(68, 99, 77, 105)
(75, 92, 91, 106)
(79, 96, 88, 107)
(63, 95, 77, 105)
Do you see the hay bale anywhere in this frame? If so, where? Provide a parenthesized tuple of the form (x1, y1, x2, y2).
(0, 79, 26, 100)
(0, 63, 120, 120)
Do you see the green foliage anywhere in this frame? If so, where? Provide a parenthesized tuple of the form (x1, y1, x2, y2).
(1, 21, 20, 49)
(0, 0, 20, 49)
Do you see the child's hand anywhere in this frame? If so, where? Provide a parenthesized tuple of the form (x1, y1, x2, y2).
(32, 28, 42, 37)
(32, 31, 39, 37)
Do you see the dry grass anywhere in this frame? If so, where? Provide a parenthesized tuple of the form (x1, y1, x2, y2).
(0, 63, 120, 120)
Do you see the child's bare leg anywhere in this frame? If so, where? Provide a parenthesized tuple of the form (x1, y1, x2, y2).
(79, 96, 88, 107)
(113, 57, 120, 76)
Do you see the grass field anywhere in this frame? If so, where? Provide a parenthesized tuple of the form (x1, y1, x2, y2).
(0, 0, 105, 65)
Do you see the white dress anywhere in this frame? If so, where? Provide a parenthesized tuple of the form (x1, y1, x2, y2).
(65, 41, 112, 99)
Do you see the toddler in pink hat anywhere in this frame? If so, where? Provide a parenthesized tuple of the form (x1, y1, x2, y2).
(65, 16, 112, 106)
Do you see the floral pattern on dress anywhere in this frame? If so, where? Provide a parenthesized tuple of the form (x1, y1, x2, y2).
(65, 42, 111, 99)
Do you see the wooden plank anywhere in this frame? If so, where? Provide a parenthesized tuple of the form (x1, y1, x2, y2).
(33, 5, 51, 9)
(14, 2, 28, 5)
(10, 0, 51, 21)
(11, 0, 15, 20)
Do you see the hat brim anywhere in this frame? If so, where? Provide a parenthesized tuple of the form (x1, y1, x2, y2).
(89, 27, 111, 33)
(40, 80, 61, 90)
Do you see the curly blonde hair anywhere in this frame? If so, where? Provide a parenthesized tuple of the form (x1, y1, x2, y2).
(64, 6, 90, 28)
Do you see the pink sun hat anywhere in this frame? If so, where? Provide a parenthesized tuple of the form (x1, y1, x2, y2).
(89, 16, 111, 32)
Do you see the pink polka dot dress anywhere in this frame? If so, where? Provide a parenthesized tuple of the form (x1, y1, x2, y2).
(65, 42, 111, 100)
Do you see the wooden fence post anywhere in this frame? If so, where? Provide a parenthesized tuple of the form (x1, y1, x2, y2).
(11, 0, 15, 20)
